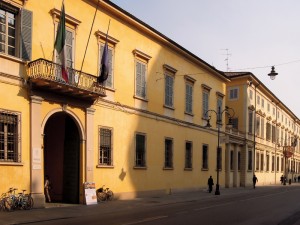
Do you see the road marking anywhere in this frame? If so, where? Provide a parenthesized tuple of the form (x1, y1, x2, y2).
(194, 202, 233, 211)
(121, 216, 168, 225)
(194, 189, 294, 211)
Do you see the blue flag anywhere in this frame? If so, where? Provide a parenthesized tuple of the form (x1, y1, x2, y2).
(97, 40, 109, 83)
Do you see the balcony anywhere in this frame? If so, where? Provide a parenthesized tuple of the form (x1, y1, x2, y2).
(27, 58, 106, 103)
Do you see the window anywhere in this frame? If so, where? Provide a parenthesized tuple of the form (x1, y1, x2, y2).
(217, 147, 222, 170)
(185, 83, 193, 114)
(248, 150, 252, 170)
(238, 152, 241, 170)
(248, 110, 253, 134)
(96, 31, 119, 88)
(99, 128, 112, 165)
(135, 60, 147, 98)
(100, 44, 114, 88)
(260, 154, 264, 171)
(0, 111, 20, 162)
(133, 50, 151, 100)
(0, 3, 32, 60)
(165, 74, 174, 107)
(164, 138, 173, 168)
(261, 98, 265, 108)
(249, 89, 253, 100)
(281, 157, 284, 172)
(257, 95, 260, 106)
(229, 87, 238, 100)
(163, 64, 177, 108)
(232, 118, 238, 130)
(202, 91, 209, 118)
(256, 116, 260, 136)
(256, 152, 259, 171)
(56, 28, 74, 69)
(0, 8, 16, 56)
(266, 154, 270, 171)
(135, 133, 146, 167)
(267, 103, 270, 112)
(185, 142, 192, 169)
(260, 118, 265, 139)
(230, 150, 233, 170)
(272, 155, 275, 171)
(202, 144, 208, 169)
(276, 156, 279, 172)
(266, 123, 271, 141)
(272, 125, 276, 143)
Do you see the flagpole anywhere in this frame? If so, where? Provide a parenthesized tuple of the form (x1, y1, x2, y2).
(105, 19, 111, 40)
(77, 0, 100, 87)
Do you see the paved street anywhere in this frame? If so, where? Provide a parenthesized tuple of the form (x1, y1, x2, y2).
(2, 184, 300, 225)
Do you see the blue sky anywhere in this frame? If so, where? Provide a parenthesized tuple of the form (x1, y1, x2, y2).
(110, 0, 300, 117)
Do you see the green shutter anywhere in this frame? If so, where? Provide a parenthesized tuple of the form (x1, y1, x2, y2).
(20, 9, 32, 61)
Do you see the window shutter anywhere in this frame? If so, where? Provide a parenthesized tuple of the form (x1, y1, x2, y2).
(141, 63, 146, 97)
(136, 62, 142, 96)
(65, 30, 73, 68)
(20, 9, 32, 61)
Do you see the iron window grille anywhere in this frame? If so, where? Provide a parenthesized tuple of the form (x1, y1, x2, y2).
(0, 111, 20, 162)
(99, 128, 112, 165)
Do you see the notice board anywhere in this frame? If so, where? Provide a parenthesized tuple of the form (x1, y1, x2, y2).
(84, 182, 97, 205)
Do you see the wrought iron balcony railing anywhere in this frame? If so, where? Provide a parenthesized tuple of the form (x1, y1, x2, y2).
(27, 58, 106, 102)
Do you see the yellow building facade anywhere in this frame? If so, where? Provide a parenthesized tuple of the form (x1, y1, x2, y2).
(0, 0, 232, 207)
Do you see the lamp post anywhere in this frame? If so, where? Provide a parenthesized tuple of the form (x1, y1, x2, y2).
(205, 106, 235, 195)
(268, 66, 278, 80)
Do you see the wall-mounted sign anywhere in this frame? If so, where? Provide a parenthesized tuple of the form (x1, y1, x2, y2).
(32, 148, 42, 170)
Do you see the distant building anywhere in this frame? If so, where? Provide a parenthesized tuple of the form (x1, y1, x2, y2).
(225, 72, 300, 187)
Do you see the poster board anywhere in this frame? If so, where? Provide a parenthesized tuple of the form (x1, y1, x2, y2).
(84, 182, 97, 205)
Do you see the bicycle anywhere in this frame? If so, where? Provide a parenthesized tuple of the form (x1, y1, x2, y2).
(16, 190, 34, 210)
(96, 185, 114, 202)
(0, 188, 34, 211)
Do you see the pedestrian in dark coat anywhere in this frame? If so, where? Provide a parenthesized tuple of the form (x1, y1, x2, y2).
(208, 176, 214, 193)
(253, 174, 258, 189)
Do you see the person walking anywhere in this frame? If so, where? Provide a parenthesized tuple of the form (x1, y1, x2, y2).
(44, 175, 52, 203)
(253, 174, 258, 189)
(280, 175, 284, 185)
(208, 176, 214, 193)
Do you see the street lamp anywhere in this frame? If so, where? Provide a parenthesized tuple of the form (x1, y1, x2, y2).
(205, 106, 235, 195)
(268, 66, 278, 80)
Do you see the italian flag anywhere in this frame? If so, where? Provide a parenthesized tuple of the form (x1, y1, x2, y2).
(54, 1, 68, 83)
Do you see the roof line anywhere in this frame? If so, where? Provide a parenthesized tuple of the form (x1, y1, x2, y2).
(102, 0, 229, 81)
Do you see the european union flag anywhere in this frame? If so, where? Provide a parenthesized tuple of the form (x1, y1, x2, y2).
(97, 40, 109, 83)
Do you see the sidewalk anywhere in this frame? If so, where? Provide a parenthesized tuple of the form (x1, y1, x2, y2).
(0, 184, 297, 225)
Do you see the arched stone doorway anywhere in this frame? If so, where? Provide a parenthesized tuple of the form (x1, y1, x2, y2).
(44, 112, 80, 204)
